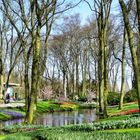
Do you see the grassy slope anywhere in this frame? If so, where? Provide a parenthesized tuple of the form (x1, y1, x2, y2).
(108, 102, 138, 115)
(97, 102, 138, 122)
(36, 101, 79, 114)
(2, 128, 140, 140)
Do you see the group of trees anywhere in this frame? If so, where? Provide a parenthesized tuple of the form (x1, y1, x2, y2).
(0, 0, 82, 123)
(0, 0, 140, 123)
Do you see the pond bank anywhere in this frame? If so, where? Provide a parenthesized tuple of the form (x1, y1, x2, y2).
(0, 101, 96, 122)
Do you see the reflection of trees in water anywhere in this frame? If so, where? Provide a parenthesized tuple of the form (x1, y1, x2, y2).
(1, 118, 24, 127)
(1, 109, 97, 127)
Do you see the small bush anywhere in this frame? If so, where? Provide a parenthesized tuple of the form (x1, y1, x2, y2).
(78, 96, 87, 102)
(107, 89, 138, 106)
(124, 89, 137, 103)
(107, 92, 120, 105)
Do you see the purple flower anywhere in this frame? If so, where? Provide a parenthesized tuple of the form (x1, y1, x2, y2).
(0, 110, 24, 118)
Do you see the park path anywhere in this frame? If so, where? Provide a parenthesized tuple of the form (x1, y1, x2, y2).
(0, 102, 25, 108)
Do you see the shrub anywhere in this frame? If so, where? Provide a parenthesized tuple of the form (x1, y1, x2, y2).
(78, 96, 87, 102)
(124, 89, 137, 103)
(107, 92, 120, 105)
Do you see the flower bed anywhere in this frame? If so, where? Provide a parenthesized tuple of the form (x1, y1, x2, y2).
(117, 109, 139, 115)
(0, 110, 24, 120)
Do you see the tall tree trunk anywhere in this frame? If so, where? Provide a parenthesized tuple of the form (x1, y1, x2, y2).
(66, 69, 69, 96)
(0, 60, 3, 99)
(97, 10, 105, 115)
(24, 49, 30, 121)
(136, 0, 140, 34)
(103, 25, 108, 118)
(4, 68, 13, 100)
(98, 42, 104, 114)
(112, 65, 119, 92)
(119, 29, 126, 110)
(76, 56, 79, 95)
(0, 26, 3, 99)
(82, 50, 87, 97)
(119, 0, 140, 114)
(51, 62, 55, 91)
(24, 61, 30, 111)
(63, 70, 67, 99)
(136, 0, 140, 84)
(26, 25, 41, 123)
(96, 0, 112, 117)
(71, 62, 75, 95)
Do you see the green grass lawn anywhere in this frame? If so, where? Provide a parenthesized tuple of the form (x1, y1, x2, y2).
(36, 101, 79, 113)
(108, 102, 138, 115)
(99, 114, 131, 122)
(2, 127, 140, 140)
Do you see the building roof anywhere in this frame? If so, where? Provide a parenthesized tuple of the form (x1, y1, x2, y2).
(3, 83, 20, 87)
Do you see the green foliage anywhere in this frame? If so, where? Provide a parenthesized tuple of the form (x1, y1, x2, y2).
(3, 135, 31, 140)
(108, 103, 138, 116)
(99, 115, 131, 122)
(78, 103, 96, 109)
(0, 108, 25, 121)
(107, 89, 137, 105)
(107, 89, 138, 106)
(60, 104, 78, 111)
(3, 127, 140, 140)
(29, 130, 140, 140)
(37, 101, 60, 113)
(0, 112, 11, 121)
(62, 116, 140, 131)
(107, 92, 120, 105)
(2, 115, 140, 140)
(78, 96, 87, 102)
(36, 101, 79, 113)
(3, 124, 48, 133)
(124, 89, 137, 103)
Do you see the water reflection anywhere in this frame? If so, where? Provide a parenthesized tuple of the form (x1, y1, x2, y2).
(0, 109, 96, 127)
(0, 118, 24, 128)
(35, 109, 96, 127)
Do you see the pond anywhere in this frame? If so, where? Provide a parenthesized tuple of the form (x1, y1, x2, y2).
(0, 109, 97, 127)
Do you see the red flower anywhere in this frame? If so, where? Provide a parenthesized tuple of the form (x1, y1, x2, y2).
(117, 109, 139, 115)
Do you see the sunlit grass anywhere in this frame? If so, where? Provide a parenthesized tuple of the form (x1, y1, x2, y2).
(108, 102, 138, 115)
(2, 128, 140, 140)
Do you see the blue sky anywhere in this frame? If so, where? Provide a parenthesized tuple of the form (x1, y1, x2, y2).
(70, 0, 120, 25)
